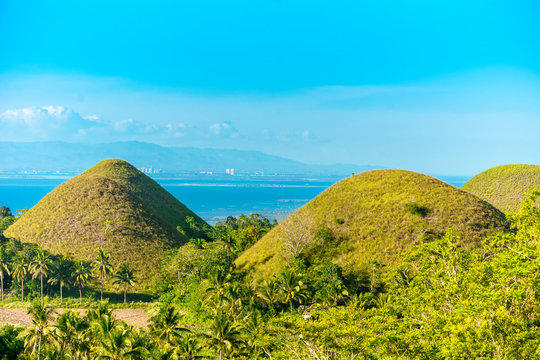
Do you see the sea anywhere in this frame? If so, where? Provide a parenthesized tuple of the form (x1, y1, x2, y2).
(0, 175, 471, 225)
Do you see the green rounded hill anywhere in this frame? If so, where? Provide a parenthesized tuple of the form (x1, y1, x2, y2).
(4, 159, 208, 288)
(462, 164, 540, 213)
(236, 169, 507, 278)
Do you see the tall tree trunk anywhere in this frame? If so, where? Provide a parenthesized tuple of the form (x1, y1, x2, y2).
(31, 332, 37, 353)
(1, 272, 4, 305)
(40, 273, 44, 305)
(79, 285, 82, 304)
(226, 241, 231, 268)
(59, 342, 66, 360)
(124, 284, 127, 303)
(60, 282, 63, 305)
(21, 279, 24, 302)
(37, 330, 42, 360)
(101, 273, 104, 301)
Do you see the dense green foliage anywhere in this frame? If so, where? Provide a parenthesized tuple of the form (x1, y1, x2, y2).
(0, 213, 279, 359)
(5, 299, 205, 359)
(0, 206, 13, 221)
(211, 214, 276, 262)
(263, 189, 540, 358)
(0, 325, 23, 359)
(0, 199, 539, 358)
(6, 167, 540, 359)
(237, 169, 508, 278)
(0, 216, 16, 240)
(151, 189, 540, 359)
(462, 164, 540, 213)
(0, 236, 148, 307)
(4, 159, 208, 288)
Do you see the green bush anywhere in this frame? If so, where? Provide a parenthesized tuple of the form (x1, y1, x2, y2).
(404, 202, 430, 217)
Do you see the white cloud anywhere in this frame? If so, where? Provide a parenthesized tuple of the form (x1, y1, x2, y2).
(83, 114, 100, 121)
(208, 121, 239, 138)
(164, 123, 186, 138)
(0, 105, 246, 144)
(0, 106, 102, 141)
(112, 118, 157, 133)
(209, 123, 222, 135)
(4, 68, 540, 174)
(0, 106, 170, 142)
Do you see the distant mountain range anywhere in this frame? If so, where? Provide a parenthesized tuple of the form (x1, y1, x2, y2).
(0, 141, 379, 176)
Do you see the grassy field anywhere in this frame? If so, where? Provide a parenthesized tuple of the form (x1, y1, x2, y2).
(462, 164, 540, 213)
(236, 169, 508, 278)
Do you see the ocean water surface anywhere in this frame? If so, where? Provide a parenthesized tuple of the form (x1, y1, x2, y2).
(0, 175, 470, 224)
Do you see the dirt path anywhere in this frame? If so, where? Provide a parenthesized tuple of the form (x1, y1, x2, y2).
(0, 308, 149, 327)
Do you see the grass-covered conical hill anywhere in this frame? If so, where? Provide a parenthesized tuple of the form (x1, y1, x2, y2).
(462, 164, 540, 213)
(4, 159, 208, 288)
(236, 169, 507, 278)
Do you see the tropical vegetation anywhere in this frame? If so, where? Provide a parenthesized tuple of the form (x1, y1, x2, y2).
(5, 164, 540, 358)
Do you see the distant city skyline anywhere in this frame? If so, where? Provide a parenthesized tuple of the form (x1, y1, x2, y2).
(1, 1, 540, 175)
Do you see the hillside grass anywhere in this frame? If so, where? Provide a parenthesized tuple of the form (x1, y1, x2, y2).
(4, 159, 209, 290)
(236, 169, 508, 278)
(462, 164, 540, 213)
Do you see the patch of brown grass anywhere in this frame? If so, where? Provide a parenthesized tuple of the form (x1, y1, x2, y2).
(462, 164, 540, 213)
(236, 169, 508, 278)
(5, 159, 208, 290)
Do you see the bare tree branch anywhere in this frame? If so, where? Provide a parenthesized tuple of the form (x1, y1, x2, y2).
(279, 211, 315, 260)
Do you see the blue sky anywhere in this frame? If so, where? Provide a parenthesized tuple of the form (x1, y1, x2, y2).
(1, 0, 539, 175)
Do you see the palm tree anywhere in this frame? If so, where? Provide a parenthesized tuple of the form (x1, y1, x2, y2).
(320, 281, 349, 306)
(225, 283, 248, 315)
(91, 324, 147, 360)
(87, 299, 113, 322)
(176, 335, 204, 360)
(90, 311, 118, 338)
(189, 238, 206, 249)
(279, 269, 308, 313)
(0, 246, 11, 304)
(30, 249, 52, 305)
(149, 303, 190, 347)
(223, 234, 235, 268)
(12, 255, 28, 302)
(205, 312, 244, 360)
(113, 264, 136, 304)
(73, 261, 92, 304)
(239, 310, 266, 356)
(48, 257, 72, 305)
(18, 299, 55, 360)
(151, 346, 176, 360)
(203, 269, 231, 307)
(53, 310, 90, 359)
(93, 249, 113, 301)
(257, 279, 280, 312)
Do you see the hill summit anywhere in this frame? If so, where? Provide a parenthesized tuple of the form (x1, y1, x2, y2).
(236, 169, 507, 278)
(5, 159, 208, 286)
(462, 164, 540, 213)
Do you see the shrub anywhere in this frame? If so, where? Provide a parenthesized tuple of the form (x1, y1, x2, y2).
(404, 202, 430, 217)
